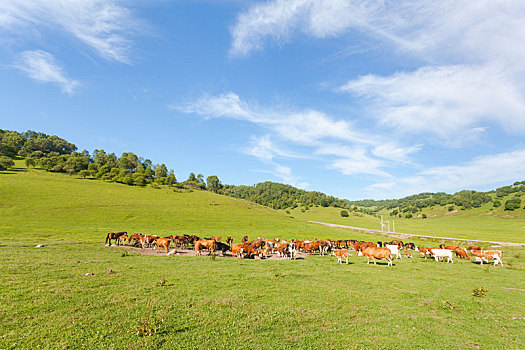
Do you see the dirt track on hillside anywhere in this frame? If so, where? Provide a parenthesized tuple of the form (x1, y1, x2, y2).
(308, 221, 525, 247)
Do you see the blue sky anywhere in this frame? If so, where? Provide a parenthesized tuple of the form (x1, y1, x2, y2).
(2, 0, 525, 200)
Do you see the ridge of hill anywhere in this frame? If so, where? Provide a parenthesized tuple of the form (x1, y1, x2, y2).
(1, 128, 524, 217)
(1, 162, 524, 243)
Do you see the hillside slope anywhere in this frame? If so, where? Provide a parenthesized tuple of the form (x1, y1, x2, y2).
(0, 167, 376, 244)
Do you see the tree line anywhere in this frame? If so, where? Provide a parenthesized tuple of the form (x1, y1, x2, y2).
(1, 129, 523, 212)
(348, 183, 525, 215)
(0, 129, 223, 191)
(219, 181, 348, 210)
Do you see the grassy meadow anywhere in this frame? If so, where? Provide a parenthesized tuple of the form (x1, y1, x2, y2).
(1, 166, 525, 349)
(286, 204, 525, 244)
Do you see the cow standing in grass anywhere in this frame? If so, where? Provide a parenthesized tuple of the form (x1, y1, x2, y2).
(105, 232, 127, 246)
(361, 246, 393, 266)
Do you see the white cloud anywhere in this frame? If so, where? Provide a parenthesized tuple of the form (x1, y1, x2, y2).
(0, 0, 141, 63)
(232, 1, 525, 146)
(243, 135, 309, 188)
(176, 92, 372, 146)
(230, 0, 404, 56)
(316, 144, 390, 178)
(243, 135, 302, 162)
(13, 50, 78, 94)
(176, 93, 410, 179)
(230, 0, 525, 63)
(341, 64, 525, 142)
(368, 148, 525, 198)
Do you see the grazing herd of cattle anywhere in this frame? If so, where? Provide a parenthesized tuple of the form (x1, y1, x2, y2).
(105, 232, 504, 267)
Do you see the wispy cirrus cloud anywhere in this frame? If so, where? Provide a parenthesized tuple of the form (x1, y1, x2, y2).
(0, 0, 143, 63)
(13, 50, 78, 94)
(340, 64, 525, 143)
(230, 0, 525, 62)
(175, 92, 372, 146)
(232, 1, 525, 146)
(368, 148, 525, 198)
(174, 92, 419, 181)
(243, 135, 309, 188)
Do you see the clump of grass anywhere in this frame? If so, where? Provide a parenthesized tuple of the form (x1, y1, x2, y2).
(473, 287, 487, 298)
(156, 279, 167, 287)
(121, 251, 129, 257)
(209, 253, 216, 261)
(441, 300, 460, 311)
(130, 300, 168, 336)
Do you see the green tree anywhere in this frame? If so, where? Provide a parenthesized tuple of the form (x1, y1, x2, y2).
(187, 172, 197, 182)
(154, 164, 168, 183)
(340, 210, 349, 217)
(25, 157, 36, 169)
(493, 200, 501, 208)
(0, 156, 15, 170)
(206, 175, 222, 193)
(197, 173, 205, 185)
(504, 198, 521, 211)
(166, 171, 177, 187)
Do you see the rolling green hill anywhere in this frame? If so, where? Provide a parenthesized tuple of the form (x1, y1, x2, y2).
(2, 162, 524, 244)
(0, 163, 376, 245)
(1, 162, 525, 349)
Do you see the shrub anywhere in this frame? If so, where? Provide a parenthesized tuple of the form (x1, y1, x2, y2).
(448, 205, 455, 211)
(405, 213, 413, 218)
(422, 214, 427, 219)
(504, 198, 521, 211)
(340, 210, 349, 217)
(0, 156, 15, 171)
(493, 200, 501, 207)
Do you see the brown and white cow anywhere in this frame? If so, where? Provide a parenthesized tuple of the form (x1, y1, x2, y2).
(194, 240, 216, 255)
(361, 246, 393, 266)
(332, 250, 350, 264)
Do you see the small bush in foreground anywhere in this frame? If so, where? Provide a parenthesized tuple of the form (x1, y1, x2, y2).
(129, 300, 168, 337)
(472, 287, 487, 298)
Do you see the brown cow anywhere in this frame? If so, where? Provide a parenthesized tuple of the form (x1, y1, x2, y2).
(195, 240, 216, 255)
(303, 241, 321, 255)
(154, 237, 172, 254)
(231, 244, 244, 258)
(453, 247, 471, 260)
(361, 246, 393, 266)
(416, 246, 440, 259)
(471, 250, 503, 266)
(128, 233, 143, 246)
(333, 250, 350, 264)
(105, 232, 128, 246)
(467, 245, 482, 251)
(440, 245, 459, 250)
(240, 244, 259, 258)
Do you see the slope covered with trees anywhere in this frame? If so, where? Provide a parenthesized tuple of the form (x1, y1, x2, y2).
(1, 128, 524, 214)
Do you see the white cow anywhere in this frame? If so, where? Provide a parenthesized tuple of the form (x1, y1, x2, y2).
(430, 249, 454, 263)
(386, 244, 403, 259)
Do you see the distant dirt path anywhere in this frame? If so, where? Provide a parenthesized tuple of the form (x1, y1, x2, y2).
(308, 221, 525, 247)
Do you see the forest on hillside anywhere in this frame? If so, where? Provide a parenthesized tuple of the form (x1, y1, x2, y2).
(1, 129, 523, 213)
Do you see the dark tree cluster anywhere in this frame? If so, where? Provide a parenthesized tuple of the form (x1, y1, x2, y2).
(219, 181, 347, 210)
(348, 184, 524, 216)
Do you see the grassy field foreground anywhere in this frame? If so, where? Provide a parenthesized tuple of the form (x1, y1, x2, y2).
(1, 169, 525, 348)
(1, 244, 524, 349)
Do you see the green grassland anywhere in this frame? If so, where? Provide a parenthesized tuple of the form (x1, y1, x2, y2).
(286, 203, 525, 244)
(1, 166, 525, 349)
